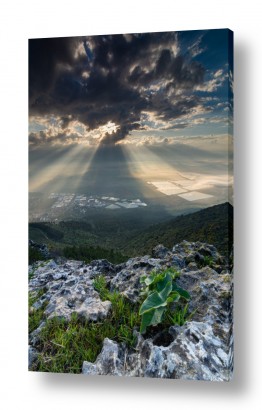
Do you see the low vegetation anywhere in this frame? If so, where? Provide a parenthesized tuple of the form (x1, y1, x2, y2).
(63, 244, 129, 264)
(126, 202, 233, 259)
(202, 255, 214, 267)
(30, 268, 195, 373)
(32, 276, 140, 373)
(29, 288, 48, 333)
(139, 268, 191, 333)
(29, 247, 45, 265)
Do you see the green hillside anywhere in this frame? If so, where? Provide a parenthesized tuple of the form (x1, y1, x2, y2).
(122, 202, 233, 258)
(29, 202, 233, 263)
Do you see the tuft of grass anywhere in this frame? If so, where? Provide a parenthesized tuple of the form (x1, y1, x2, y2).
(93, 275, 109, 300)
(32, 276, 140, 373)
(94, 275, 140, 345)
(29, 288, 48, 333)
(29, 303, 47, 333)
(202, 255, 214, 267)
(166, 304, 197, 326)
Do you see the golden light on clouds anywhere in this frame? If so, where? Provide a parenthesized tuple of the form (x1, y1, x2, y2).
(100, 121, 119, 135)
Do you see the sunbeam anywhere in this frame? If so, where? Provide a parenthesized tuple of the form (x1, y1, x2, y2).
(29, 144, 96, 192)
(122, 136, 233, 204)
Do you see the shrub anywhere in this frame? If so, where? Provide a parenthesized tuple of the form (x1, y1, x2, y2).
(139, 268, 190, 334)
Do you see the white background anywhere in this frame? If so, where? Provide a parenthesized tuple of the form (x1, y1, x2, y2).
(1, 0, 261, 409)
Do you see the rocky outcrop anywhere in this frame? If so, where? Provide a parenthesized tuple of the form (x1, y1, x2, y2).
(82, 319, 232, 381)
(29, 259, 111, 326)
(29, 241, 233, 380)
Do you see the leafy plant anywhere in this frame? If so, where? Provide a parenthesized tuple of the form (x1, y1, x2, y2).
(139, 268, 190, 334)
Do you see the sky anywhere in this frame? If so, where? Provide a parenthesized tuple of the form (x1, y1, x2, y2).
(29, 29, 233, 205)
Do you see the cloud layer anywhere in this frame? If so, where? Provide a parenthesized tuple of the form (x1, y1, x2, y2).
(29, 30, 233, 146)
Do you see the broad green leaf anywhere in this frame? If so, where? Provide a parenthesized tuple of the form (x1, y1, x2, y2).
(139, 291, 167, 315)
(140, 306, 166, 333)
(150, 306, 166, 326)
(159, 280, 173, 300)
(139, 281, 172, 315)
(144, 275, 155, 286)
(140, 309, 157, 333)
(156, 272, 172, 292)
(172, 283, 190, 300)
(140, 310, 153, 334)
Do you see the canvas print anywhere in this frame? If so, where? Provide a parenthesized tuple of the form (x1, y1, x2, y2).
(28, 29, 233, 381)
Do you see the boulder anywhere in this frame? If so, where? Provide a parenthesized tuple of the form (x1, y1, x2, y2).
(29, 259, 112, 323)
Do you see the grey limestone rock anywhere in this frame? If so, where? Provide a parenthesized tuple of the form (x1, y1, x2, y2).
(82, 317, 232, 380)
(82, 338, 125, 376)
(152, 244, 171, 259)
(29, 259, 112, 323)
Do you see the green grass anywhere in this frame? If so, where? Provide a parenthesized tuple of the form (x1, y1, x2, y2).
(30, 274, 197, 373)
(202, 255, 214, 267)
(29, 288, 48, 333)
(32, 277, 140, 373)
(166, 304, 197, 326)
(63, 244, 129, 264)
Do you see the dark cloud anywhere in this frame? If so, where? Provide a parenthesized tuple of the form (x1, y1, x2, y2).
(29, 32, 222, 145)
(29, 37, 85, 99)
(60, 116, 72, 129)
